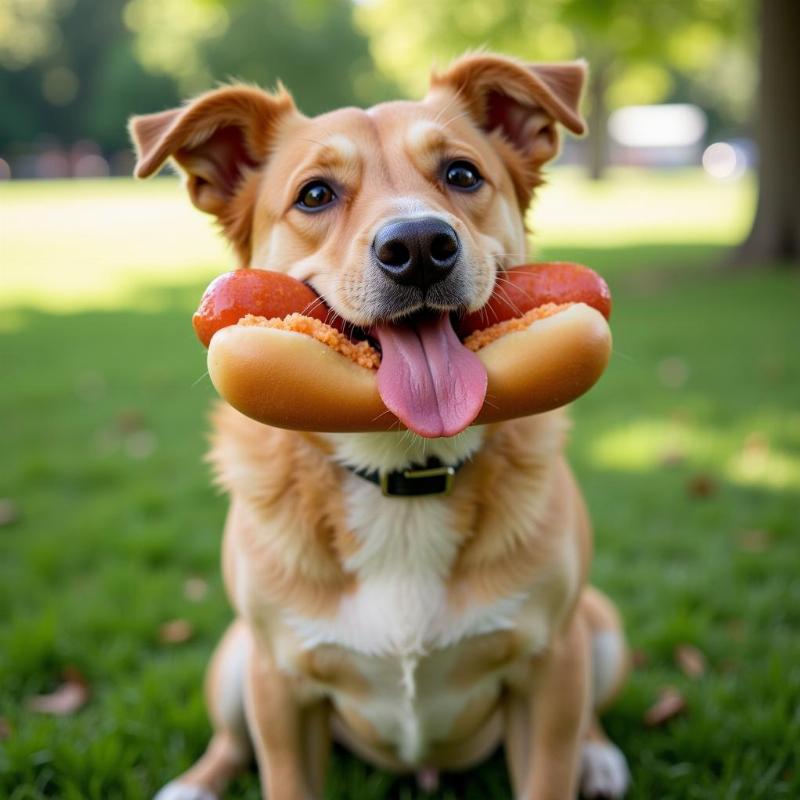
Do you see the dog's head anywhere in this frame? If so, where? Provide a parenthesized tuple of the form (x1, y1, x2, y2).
(131, 53, 586, 448)
(131, 53, 585, 328)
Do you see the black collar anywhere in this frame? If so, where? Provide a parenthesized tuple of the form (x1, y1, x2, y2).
(345, 456, 466, 497)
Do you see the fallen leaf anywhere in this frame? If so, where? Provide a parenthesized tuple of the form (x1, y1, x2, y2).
(74, 370, 106, 402)
(631, 648, 649, 669)
(124, 430, 157, 460)
(674, 644, 706, 678)
(742, 432, 769, 457)
(644, 687, 686, 727)
(159, 619, 194, 644)
(657, 356, 689, 389)
(737, 529, 772, 553)
(0, 717, 10, 739)
(27, 669, 90, 715)
(687, 473, 718, 499)
(0, 498, 19, 527)
(115, 408, 145, 433)
(659, 447, 686, 467)
(183, 577, 208, 602)
(726, 619, 746, 642)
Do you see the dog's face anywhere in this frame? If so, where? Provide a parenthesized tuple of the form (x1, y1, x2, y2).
(131, 54, 585, 330)
(248, 100, 526, 326)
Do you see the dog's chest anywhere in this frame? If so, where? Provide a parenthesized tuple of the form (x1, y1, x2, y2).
(278, 479, 551, 764)
(284, 478, 524, 654)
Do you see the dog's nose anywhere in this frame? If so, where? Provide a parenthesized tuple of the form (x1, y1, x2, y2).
(373, 217, 460, 289)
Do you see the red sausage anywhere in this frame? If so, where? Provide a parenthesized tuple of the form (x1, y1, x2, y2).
(192, 269, 333, 347)
(457, 262, 611, 338)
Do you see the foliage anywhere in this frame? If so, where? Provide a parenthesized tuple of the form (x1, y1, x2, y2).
(0, 0, 390, 155)
(125, 0, 394, 111)
(0, 0, 758, 159)
(0, 0, 180, 154)
(355, 0, 757, 133)
(1, 174, 799, 798)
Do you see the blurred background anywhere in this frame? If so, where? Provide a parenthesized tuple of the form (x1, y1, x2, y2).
(1, 1, 798, 799)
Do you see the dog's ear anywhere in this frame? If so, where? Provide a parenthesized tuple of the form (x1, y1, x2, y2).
(429, 53, 587, 204)
(129, 85, 298, 259)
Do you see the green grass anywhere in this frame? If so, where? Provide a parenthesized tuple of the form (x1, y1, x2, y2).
(1, 172, 798, 799)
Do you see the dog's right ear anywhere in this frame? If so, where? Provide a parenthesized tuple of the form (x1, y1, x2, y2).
(429, 53, 587, 207)
(129, 85, 298, 258)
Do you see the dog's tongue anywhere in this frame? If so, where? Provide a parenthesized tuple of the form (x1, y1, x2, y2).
(373, 314, 487, 438)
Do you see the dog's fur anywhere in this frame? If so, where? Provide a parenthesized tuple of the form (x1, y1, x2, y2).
(131, 53, 630, 800)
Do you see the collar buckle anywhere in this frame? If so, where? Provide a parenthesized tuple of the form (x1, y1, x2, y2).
(379, 463, 457, 497)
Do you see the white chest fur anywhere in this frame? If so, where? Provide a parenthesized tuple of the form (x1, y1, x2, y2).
(281, 475, 534, 765)
(285, 473, 524, 656)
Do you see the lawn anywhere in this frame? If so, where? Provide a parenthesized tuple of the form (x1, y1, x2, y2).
(1, 170, 798, 799)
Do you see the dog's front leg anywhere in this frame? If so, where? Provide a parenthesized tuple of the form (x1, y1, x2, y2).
(517, 613, 591, 800)
(245, 642, 322, 800)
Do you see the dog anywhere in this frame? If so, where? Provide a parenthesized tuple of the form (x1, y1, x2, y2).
(130, 52, 630, 800)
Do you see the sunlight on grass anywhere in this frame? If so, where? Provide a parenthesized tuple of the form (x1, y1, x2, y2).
(1, 177, 228, 312)
(589, 414, 800, 491)
(1, 168, 754, 312)
(533, 167, 755, 248)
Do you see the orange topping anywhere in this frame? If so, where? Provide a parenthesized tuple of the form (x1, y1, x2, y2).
(239, 313, 381, 369)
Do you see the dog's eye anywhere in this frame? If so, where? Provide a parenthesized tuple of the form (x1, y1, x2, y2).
(296, 181, 336, 210)
(445, 161, 483, 191)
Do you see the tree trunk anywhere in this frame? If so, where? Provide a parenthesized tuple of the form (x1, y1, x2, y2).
(587, 62, 609, 181)
(734, 0, 800, 266)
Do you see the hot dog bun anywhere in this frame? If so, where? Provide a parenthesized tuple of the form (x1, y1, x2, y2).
(208, 325, 387, 432)
(207, 303, 611, 432)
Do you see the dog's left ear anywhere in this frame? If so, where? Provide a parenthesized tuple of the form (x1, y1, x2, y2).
(429, 53, 587, 204)
(129, 84, 299, 261)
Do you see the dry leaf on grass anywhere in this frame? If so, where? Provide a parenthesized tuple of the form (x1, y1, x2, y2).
(737, 529, 772, 553)
(159, 618, 194, 644)
(0, 498, 19, 527)
(0, 717, 10, 739)
(631, 648, 649, 669)
(674, 644, 706, 678)
(27, 668, 90, 715)
(659, 449, 687, 468)
(687, 473, 718, 498)
(114, 408, 145, 433)
(644, 687, 687, 727)
(726, 619, 746, 642)
(183, 577, 209, 602)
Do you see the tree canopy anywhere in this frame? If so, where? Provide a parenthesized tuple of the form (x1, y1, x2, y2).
(0, 0, 757, 163)
(355, 0, 756, 136)
(0, 0, 394, 155)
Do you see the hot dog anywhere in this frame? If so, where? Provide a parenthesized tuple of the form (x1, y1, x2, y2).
(192, 269, 336, 348)
(196, 264, 612, 437)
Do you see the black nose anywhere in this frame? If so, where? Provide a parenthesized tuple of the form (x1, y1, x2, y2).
(373, 217, 460, 289)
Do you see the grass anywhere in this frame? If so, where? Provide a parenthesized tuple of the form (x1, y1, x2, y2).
(1, 170, 798, 799)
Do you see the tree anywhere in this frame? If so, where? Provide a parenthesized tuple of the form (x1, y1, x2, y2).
(0, 0, 392, 156)
(125, 0, 396, 115)
(354, 0, 753, 180)
(734, 0, 800, 266)
(0, 0, 180, 154)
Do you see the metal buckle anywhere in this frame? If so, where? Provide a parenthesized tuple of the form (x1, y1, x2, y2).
(379, 464, 456, 497)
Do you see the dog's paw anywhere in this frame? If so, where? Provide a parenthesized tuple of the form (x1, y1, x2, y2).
(153, 781, 218, 800)
(580, 741, 630, 799)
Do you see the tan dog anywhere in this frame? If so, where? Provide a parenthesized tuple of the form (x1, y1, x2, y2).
(131, 53, 630, 800)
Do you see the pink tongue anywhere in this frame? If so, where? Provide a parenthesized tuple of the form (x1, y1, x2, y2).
(373, 314, 488, 438)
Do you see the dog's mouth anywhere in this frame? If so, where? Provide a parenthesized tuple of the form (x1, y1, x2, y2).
(369, 310, 487, 439)
(195, 262, 612, 439)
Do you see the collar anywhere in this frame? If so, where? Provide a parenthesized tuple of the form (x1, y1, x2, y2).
(345, 456, 466, 497)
